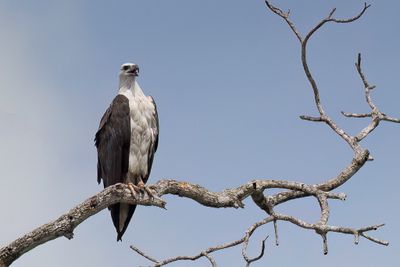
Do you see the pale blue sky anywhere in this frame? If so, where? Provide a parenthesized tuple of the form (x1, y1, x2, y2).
(0, 1, 399, 266)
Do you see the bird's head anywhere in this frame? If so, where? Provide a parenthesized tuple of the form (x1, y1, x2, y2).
(119, 63, 139, 79)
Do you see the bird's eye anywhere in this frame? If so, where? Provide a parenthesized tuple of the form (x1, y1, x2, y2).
(122, 65, 129, 71)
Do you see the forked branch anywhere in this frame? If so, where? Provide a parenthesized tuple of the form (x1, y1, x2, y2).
(342, 53, 400, 142)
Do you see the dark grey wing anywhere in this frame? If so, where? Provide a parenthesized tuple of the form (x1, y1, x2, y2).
(95, 94, 135, 241)
(144, 96, 159, 183)
(95, 94, 131, 187)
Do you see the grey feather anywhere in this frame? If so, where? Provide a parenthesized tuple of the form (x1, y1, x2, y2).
(95, 94, 132, 240)
(145, 96, 159, 183)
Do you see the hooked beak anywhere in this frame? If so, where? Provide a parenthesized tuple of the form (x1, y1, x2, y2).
(127, 66, 139, 76)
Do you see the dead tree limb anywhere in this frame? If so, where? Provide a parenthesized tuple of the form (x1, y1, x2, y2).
(0, 175, 389, 267)
(127, 1, 396, 265)
(0, 184, 165, 267)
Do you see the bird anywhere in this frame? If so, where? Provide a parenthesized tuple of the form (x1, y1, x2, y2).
(95, 63, 159, 241)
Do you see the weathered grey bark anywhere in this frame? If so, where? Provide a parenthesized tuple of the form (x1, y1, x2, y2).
(0, 174, 388, 266)
(0, 184, 165, 267)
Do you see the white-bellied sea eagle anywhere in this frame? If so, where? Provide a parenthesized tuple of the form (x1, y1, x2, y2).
(95, 63, 159, 241)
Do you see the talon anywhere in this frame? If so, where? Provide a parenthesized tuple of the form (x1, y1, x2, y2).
(137, 181, 155, 198)
(137, 180, 145, 188)
(144, 186, 155, 199)
(127, 182, 140, 198)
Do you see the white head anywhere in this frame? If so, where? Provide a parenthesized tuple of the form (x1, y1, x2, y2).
(119, 63, 139, 89)
(119, 63, 139, 78)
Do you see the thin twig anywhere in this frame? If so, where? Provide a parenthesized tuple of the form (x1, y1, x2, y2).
(131, 217, 274, 267)
(352, 53, 400, 141)
(132, 209, 388, 266)
(382, 116, 400, 123)
(242, 218, 272, 265)
(202, 253, 217, 267)
(299, 115, 324, 122)
(271, 213, 388, 252)
(341, 111, 372, 118)
(245, 236, 269, 267)
(130, 246, 159, 264)
(264, 1, 302, 42)
(273, 220, 279, 246)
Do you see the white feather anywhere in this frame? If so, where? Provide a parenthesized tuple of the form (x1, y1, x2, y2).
(118, 80, 156, 183)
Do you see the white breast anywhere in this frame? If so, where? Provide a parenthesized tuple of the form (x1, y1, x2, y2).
(118, 82, 156, 182)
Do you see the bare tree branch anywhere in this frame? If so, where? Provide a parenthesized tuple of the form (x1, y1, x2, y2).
(130, 217, 273, 267)
(130, 245, 159, 264)
(265, 1, 373, 155)
(0, 2, 397, 267)
(128, 2, 393, 266)
(345, 53, 400, 142)
(0, 184, 166, 267)
(243, 236, 268, 267)
(131, 196, 388, 266)
(342, 111, 400, 123)
(382, 116, 400, 123)
(264, 1, 302, 42)
(270, 149, 368, 206)
(0, 176, 388, 266)
(338, 52, 400, 147)
(299, 5, 370, 154)
(299, 115, 324, 122)
(341, 111, 371, 118)
(273, 219, 279, 246)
